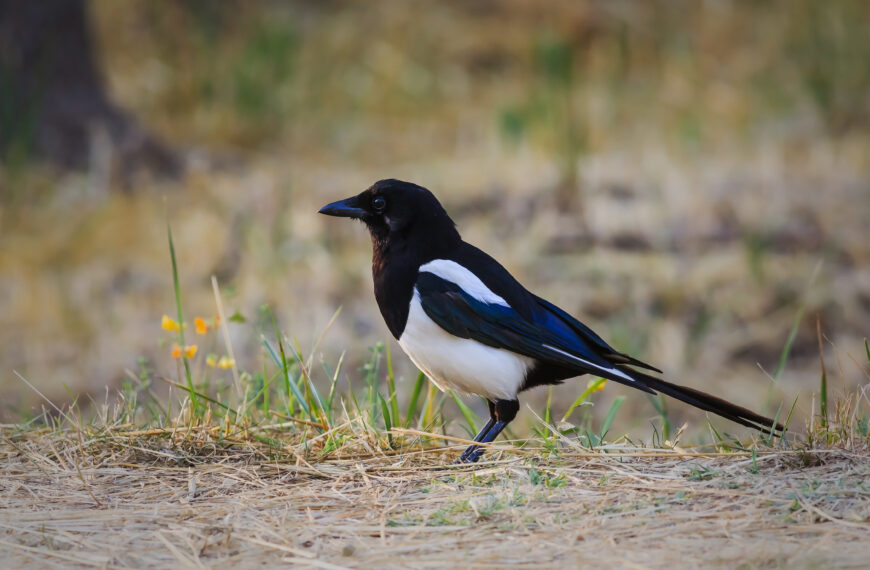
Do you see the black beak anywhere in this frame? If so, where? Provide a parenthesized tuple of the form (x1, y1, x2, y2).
(318, 196, 367, 219)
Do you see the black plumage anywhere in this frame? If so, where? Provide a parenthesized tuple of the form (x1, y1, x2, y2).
(320, 179, 783, 463)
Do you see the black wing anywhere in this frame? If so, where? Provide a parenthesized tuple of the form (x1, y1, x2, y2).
(415, 272, 652, 390)
(415, 271, 783, 434)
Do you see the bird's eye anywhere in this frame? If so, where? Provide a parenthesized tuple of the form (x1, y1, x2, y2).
(371, 196, 386, 212)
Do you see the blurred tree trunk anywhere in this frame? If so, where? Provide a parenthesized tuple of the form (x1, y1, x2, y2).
(0, 0, 181, 185)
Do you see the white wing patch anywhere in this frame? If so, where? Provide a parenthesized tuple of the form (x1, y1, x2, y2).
(419, 259, 509, 307)
(411, 258, 634, 395)
(399, 289, 531, 400)
(541, 344, 635, 383)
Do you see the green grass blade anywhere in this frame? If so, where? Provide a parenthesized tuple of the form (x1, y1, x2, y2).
(819, 366, 828, 429)
(345, 372, 363, 417)
(166, 221, 200, 414)
(261, 334, 310, 417)
(289, 337, 326, 422)
(385, 343, 401, 429)
(163, 377, 233, 417)
(763, 401, 784, 445)
(584, 428, 600, 448)
(775, 262, 822, 382)
(774, 304, 805, 380)
(404, 372, 426, 428)
(544, 386, 553, 426)
(362, 343, 383, 420)
(378, 393, 393, 447)
(707, 420, 724, 450)
(598, 396, 625, 442)
(242, 377, 272, 416)
(261, 369, 272, 415)
(449, 390, 479, 436)
(647, 394, 671, 441)
(262, 333, 282, 368)
(323, 352, 344, 424)
(422, 382, 437, 430)
(783, 394, 799, 433)
(817, 317, 828, 429)
(561, 378, 606, 422)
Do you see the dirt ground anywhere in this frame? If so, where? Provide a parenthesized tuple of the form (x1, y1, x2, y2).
(2, 430, 868, 569)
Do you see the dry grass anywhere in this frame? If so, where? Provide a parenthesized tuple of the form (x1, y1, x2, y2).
(2, 417, 869, 569)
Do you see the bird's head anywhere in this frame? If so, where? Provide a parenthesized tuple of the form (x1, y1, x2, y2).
(318, 179, 460, 254)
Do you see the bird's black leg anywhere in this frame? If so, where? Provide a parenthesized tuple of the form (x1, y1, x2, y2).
(457, 401, 496, 463)
(457, 399, 519, 464)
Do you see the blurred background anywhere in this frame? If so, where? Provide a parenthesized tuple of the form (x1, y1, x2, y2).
(1, 0, 868, 438)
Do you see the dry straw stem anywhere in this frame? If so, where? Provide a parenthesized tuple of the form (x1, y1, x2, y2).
(2, 427, 869, 569)
(210, 276, 242, 398)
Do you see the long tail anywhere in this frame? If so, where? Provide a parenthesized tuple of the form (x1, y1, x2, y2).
(610, 367, 785, 435)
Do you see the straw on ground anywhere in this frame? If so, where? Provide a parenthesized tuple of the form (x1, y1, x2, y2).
(1, 427, 868, 569)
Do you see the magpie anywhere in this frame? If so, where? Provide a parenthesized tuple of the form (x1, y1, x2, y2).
(319, 179, 783, 463)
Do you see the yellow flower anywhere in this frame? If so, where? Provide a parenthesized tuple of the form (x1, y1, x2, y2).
(216, 356, 236, 369)
(162, 315, 182, 332)
(194, 317, 208, 335)
(587, 378, 607, 392)
(206, 354, 217, 367)
(171, 343, 197, 359)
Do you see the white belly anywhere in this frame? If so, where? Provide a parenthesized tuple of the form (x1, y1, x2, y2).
(398, 290, 532, 400)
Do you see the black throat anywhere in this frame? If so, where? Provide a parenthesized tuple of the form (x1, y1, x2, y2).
(370, 218, 461, 339)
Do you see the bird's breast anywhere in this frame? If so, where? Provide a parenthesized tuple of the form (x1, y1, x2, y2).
(397, 290, 532, 400)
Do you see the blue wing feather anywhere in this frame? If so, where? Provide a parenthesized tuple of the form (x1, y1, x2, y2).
(415, 273, 643, 381)
(413, 256, 780, 433)
(530, 295, 662, 373)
